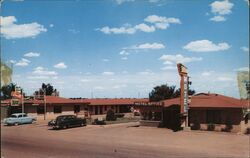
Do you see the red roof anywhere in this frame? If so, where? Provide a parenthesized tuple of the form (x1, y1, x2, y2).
(1, 96, 148, 106)
(162, 98, 180, 107)
(161, 93, 249, 108)
(190, 93, 249, 108)
(0, 96, 88, 106)
(33, 96, 88, 104)
(82, 98, 149, 105)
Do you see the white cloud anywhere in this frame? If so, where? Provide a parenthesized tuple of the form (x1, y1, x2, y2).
(15, 58, 30, 66)
(102, 71, 115, 75)
(161, 66, 176, 70)
(121, 57, 128, 60)
(49, 24, 54, 28)
(138, 69, 154, 75)
(210, 0, 234, 15)
(125, 42, 165, 50)
(97, 26, 136, 34)
(33, 67, 57, 76)
(102, 59, 110, 62)
(159, 54, 202, 64)
(210, 15, 226, 22)
(144, 15, 181, 24)
(163, 61, 173, 65)
(235, 67, 249, 72)
(9, 60, 16, 64)
(27, 76, 49, 80)
(144, 15, 181, 30)
(154, 22, 169, 29)
(201, 71, 214, 76)
(241, 46, 249, 52)
(0, 16, 47, 39)
(134, 23, 155, 32)
(115, 0, 135, 5)
(54, 62, 67, 69)
(217, 76, 233, 81)
(183, 40, 230, 52)
(97, 15, 181, 35)
(28, 67, 58, 80)
(24, 52, 40, 57)
(119, 50, 130, 55)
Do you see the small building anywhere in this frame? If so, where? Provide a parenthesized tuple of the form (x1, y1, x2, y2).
(135, 93, 249, 133)
(1, 96, 148, 120)
(81, 98, 148, 115)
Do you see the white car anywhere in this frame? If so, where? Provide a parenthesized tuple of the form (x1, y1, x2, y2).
(3, 113, 37, 126)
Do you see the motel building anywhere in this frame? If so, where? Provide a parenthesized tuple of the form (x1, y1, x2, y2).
(134, 93, 249, 134)
(0, 95, 148, 120)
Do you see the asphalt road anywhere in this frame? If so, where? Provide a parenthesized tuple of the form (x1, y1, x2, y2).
(1, 122, 250, 158)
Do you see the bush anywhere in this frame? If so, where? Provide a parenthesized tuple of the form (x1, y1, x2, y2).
(115, 113, 125, 118)
(92, 118, 106, 125)
(106, 109, 117, 121)
(207, 123, 215, 131)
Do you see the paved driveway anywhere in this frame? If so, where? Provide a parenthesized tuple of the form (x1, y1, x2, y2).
(1, 122, 249, 158)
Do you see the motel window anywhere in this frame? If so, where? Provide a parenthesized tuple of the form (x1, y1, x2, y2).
(104, 106, 107, 111)
(74, 105, 80, 113)
(206, 110, 221, 124)
(37, 106, 44, 114)
(54, 106, 62, 113)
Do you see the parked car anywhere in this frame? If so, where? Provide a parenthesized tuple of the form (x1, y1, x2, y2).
(3, 113, 37, 126)
(48, 115, 86, 129)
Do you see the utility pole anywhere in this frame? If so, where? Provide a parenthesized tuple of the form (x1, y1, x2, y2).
(21, 88, 24, 114)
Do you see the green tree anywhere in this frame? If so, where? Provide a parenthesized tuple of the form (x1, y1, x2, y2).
(149, 84, 195, 102)
(0, 83, 16, 99)
(34, 83, 58, 96)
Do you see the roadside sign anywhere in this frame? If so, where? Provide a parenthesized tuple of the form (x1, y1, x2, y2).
(11, 99, 19, 106)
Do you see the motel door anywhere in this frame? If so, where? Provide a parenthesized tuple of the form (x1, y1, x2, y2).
(162, 105, 181, 131)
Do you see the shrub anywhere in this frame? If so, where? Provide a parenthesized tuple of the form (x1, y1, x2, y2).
(92, 118, 106, 125)
(207, 123, 215, 131)
(115, 113, 125, 118)
(106, 109, 117, 121)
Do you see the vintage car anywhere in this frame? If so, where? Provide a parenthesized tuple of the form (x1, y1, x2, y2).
(48, 115, 86, 129)
(3, 113, 37, 126)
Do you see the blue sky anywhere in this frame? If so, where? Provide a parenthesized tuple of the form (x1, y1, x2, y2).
(1, 0, 249, 98)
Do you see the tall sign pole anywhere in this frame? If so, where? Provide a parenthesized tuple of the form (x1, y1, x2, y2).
(43, 88, 46, 120)
(177, 63, 189, 129)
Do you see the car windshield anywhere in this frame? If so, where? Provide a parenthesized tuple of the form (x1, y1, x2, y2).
(10, 115, 17, 118)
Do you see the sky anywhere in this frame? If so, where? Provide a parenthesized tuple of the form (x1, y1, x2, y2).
(1, 0, 249, 98)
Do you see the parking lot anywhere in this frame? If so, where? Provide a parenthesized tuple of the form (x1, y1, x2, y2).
(1, 122, 250, 158)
